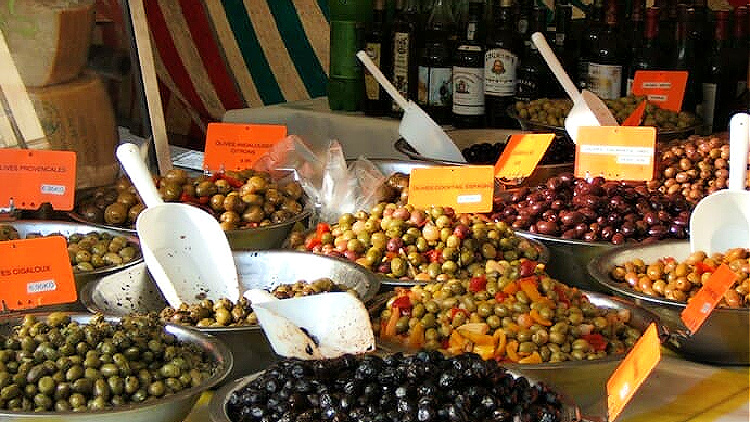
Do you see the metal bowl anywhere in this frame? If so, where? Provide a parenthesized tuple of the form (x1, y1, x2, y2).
(587, 240, 750, 365)
(80, 250, 381, 383)
(370, 290, 662, 418)
(0, 312, 231, 422)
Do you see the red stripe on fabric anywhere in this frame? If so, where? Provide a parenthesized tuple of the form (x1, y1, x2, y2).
(177, 0, 244, 110)
(144, 1, 212, 121)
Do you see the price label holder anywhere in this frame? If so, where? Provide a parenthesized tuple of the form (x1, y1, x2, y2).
(0, 149, 76, 211)
(0, 236, 77, 310)
(408, 166, 495, 214)
(606, 322, 661, 421)
(575, 126, 657, 182)
(203, 123, 287, 172)
(632, 70, 688, 112)
(681, 264, 737, 334)
(494, 134, 555, 180)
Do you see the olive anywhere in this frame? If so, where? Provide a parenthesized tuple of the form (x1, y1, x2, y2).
(163, 169, 189, 186)
(103, 203, 127, 225)
(160, 183, 182, 202)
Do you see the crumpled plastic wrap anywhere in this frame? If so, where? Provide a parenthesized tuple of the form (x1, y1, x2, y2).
(254, 135, 386, 223)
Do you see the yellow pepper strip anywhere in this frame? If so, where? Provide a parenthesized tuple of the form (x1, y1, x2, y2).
(530, 309, 552, 326)
(456, 322, 489, 337)
(518, 276, 542, 302)
(448, 330, 468, 351)
(473, 343, 497, 360)
(503, 282, 520, 295)
(494, 328, 507, 358)
(506, 340, 520, 362)
(519, 351, 542, 364)
(407, 322, 425, 349)
(382, 308, 400, 339)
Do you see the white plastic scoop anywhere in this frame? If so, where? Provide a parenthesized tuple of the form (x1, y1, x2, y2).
(116, 143, 240, 308)
(689, 113, 750, 254)
(246, 289, 375, 360)
(530, 32, 618, 143)
(356, 50, 466, 162)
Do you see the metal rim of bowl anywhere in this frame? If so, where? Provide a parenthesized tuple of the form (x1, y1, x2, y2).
(0, 312, 232, 418)
(587, 240, 750, 315)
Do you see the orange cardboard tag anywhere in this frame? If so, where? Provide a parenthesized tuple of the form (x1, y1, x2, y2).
(606, 323, 661, 422)
(494, 134, 555, 180)
(0, 236, 77, 310)
(408, 166, 494, 213)
(622, 100, 647, 126)
(575, 126, 657, 182)
(681, 264, 737, 334)
(203, 123, 287, 171)
(632, 70, 689, 112)
(0, 149, 76, 210)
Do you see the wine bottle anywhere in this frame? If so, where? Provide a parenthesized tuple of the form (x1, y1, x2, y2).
(656, 0, 677, 56)
(587, 0, 626, 100)
(391, 0, 420, 115)
(627, 7, 662, 96)
(364, 0, 392, 116)
(626, 0, 646, 73)
(452, 0, 486, 128)
(577, 0, 605, 91)
(484, 0, 521, 128)
(417, 0, 456, 124)
(702, 10, 733, 133)
(732, 6, 749, 101)
(670, 4, 703, 115)
(515, 0, 534, 53)
(516, 6, 551, 103)
(552, 0, 575, 99)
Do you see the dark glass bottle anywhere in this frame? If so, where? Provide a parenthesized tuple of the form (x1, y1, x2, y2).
(417, 0, 456, 124)
(732, 6, 749, 103)
(625, 0, 646, 74)
(516, 6, 551, 103)
(627, 7, 662, 95)
(364, 0, 392, 116)
(702, 10, 733, 133)
(515, 0, 534, 53)
(655, 0, 677, 57)
(576, 0, 605, 91)
(484, 0, 521, 128)
(587, 0, 626, 100)
(552, 0, 574, 99)
(670, 4, 703, 115)
(452, 0, 486, 128)
(390, 0, 420, 115)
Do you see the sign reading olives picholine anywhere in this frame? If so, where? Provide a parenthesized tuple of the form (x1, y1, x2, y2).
(0, 236, 76, 310)
(0, 149, 76, 210)
(407, 166, 494, 213)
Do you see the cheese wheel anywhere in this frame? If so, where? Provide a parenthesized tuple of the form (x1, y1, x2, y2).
(25, 73, 119, 189)
(0, 0, 96, 87)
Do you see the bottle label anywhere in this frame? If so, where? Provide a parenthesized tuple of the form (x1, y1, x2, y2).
(484, 48, 518, 97)
(365, 42, 382, 101)
(418, 66, 452, 106)
(515, 71, 538, 103)
(467, 22, 477, 42)
(701, 82, 717, 133)
(452, 63, 484, 115)
(626, 78, 634, 96)
(392, 31, 411, 112)
(588, 63, 622, 99)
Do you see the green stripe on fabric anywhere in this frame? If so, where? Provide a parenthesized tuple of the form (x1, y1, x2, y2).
(317, 0, 330, 21)
(222, 0, 284, 104)
(268, 0, 328, 98)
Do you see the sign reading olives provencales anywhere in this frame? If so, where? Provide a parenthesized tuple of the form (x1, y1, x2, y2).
(408, 166, 494, 214)
(0, 236, 76, 310)
(0, 149, 76, 210)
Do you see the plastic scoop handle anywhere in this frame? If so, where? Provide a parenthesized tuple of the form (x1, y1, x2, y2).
(728, 113, 750, 191)
(116, 143, 164, 208)
(531, 32, 582, 103)
(356, 50, 409, 110)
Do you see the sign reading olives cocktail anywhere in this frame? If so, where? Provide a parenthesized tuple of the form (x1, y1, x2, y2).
(203, 123, 287, 171)
(0, 236, 76, 310)
(407, 166, 494, 213)
(574, 126, 657, 182)
(0, 149, 76, 210)
(493, 133, 555, 180)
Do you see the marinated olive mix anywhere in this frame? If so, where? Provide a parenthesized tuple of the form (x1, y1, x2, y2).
(288, 204, 541, 282)
(226, 352, 567, 422)
(373, 261, 641, 363)
(0, 313, 214, 412)
(76, 169, 306, 230)
(609, 248, 750, 306)
(159, 278, 354, 327)
(489, 173, 692, 245)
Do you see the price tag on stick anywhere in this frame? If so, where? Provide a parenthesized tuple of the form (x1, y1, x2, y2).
(575, 126, 657, 182)
(606, 323, 661, 421)
(494, 134, 555, 180)
(0, 149, 76, 210)
(203, 123, 287, 172)
(0, 237, 77, 310)
(681, 264, 737, 334)
(408, 166, 495, 214)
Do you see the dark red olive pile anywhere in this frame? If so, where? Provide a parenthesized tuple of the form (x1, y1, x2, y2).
(226, 352, 565, 422)
(489, 173, 692, 245)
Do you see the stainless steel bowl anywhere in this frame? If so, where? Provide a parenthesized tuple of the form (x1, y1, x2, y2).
(588, 240, 750, 365)
(516, 232, 616, 293)
(0, 312, 231, 422)
(80, 250, 381, 382)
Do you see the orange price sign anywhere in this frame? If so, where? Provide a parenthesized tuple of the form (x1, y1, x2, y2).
(408, 166, 495, 214)
(575, 126, 657, 182)
(631, 70, 689, 112)
(494, 134, 555, 180)
(203, 123, 287, 172)
(681, 264, 737, 334)
(606, 323, 661, 421)
(0, 236, 77, 311)
(0, 149, 76, 210)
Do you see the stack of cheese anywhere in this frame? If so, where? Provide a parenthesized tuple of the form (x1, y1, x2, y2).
(1, 0, 119, 189)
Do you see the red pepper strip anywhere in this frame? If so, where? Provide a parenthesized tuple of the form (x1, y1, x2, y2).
(392, 296, 412, 316)
(469, 275, 487, 293)
(581, 334, 608, 352)
(554, 286, 570, 307)
(494, 291, 508, 302)
(316, 222, 331, 237)
(425, 249, 444, 264)
(304, 237, 322, 250)
(179, 193, 200, 204)
(695, 262, 715, 275)
(198, 196, 210, 205)
(449, 308, 469, 319)
(218, 174, 244, 188)
(207, 173, 220, 183)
